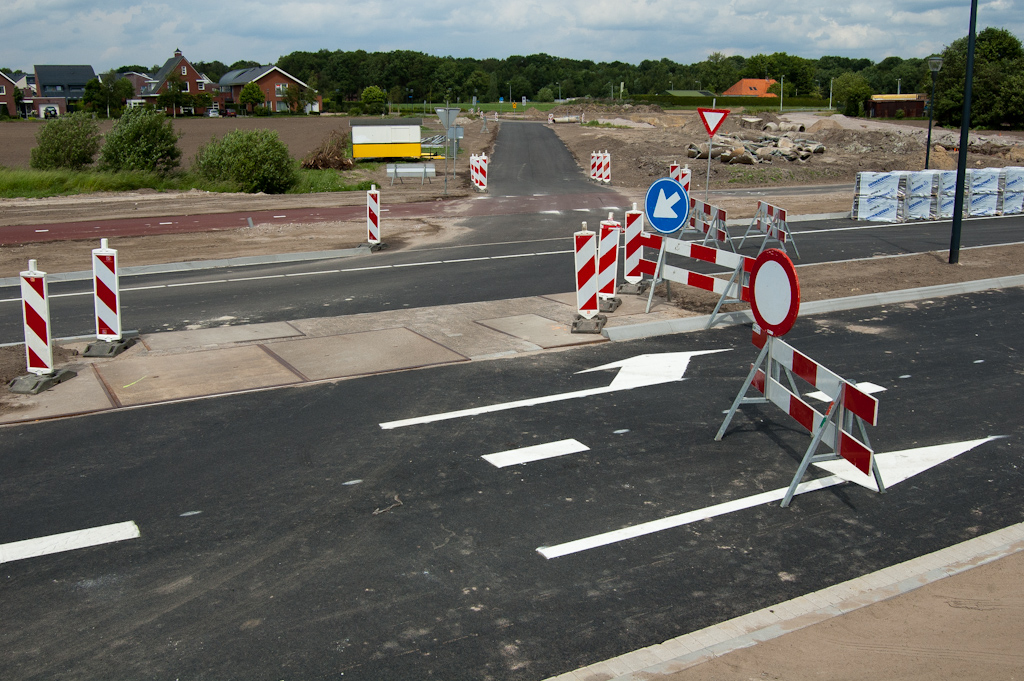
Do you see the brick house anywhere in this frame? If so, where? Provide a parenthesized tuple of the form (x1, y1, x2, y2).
(141, 49, 215, 114)
(0, 71, 17, 117)
(215, 65, 321, 114)
(31, 64, 97, 115)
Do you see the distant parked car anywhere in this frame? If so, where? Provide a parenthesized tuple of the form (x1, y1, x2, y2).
(222, 109, 237, 117)
(43, 106, 58, 119)
(207, 109, 220, 117)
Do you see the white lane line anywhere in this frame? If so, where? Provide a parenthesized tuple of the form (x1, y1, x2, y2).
(483, 439, 590, 468)
(159, 222, 173, 225)
(394, 261, 443, 267)
(35, 229, 49, 233)
(49, 291, 91, 299)
(167, 279, 227, 287)
(573, 208, 591, 212)
(273, 215, 287, 218)
(381, 386, 622, 429)
(537, 476, 844, 559)
(443, 257, 491, 264)
(491, 253, 534, 259)
(340, 265, 393, 272)
(0, 521, 141, 564)
(285, 270, 340, 277)
(121, 285, 167, 291)
(540, 210, 561, 215)
(227, 275, 287, 282)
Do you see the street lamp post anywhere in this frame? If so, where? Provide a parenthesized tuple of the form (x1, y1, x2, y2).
(779, 75, 785, 112)
(950, 0, 979, 265)
(925, 57, 943, 170)
(897, 78, 902, 95)
(695, 80, 701, 92)
(829, 78, 833, 110)
(557, 82, 560, 101)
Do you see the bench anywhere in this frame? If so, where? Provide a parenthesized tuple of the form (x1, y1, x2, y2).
(386, 164, 437, 185)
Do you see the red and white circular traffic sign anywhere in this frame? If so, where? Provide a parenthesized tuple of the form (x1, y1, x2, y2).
(749, 248, 800, 336)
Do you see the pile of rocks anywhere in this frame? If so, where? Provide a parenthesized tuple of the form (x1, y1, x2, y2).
(687, 131, 826, 164)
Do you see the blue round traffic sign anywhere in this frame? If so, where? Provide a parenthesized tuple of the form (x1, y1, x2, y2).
(644, 177, 690, 234)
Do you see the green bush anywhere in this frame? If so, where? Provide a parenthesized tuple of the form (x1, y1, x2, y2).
(194, 129, 298, 193)
(99, 108, 182, 173)
(30, 112, 101, 170)
(894, 109, 906, 119)
(253, 106, 273, 117)
(361, 86, 386, 115)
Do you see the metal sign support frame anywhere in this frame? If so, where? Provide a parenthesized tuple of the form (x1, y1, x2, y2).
(716, 333, 885, 506)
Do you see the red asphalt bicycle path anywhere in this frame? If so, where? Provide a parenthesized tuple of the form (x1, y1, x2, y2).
(0, 190, 630, 245)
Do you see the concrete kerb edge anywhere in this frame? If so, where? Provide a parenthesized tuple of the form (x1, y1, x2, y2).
(546, 521, 1024, 681)
(0, 247, 367, 288)
(602, 274, 1024, 342)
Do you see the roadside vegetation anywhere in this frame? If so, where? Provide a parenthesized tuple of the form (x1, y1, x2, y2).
(1, 112, 375, 198)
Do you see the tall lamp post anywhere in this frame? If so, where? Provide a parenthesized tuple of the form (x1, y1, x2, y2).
(924, 57, 942, 170)
(779, 75, 785, 112)
(950, 0, 979, 265)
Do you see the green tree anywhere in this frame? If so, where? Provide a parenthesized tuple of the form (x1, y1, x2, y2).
(156, 73, 189, 117)
(30, 112, 102, 170)
(283, 84, 314, 113)
(535, 86, 554, 102)
(194, 129, 298, 193)
(462, 70, 491, 102)
(360, 85, 386, 114)
(84, 72, 136, 117)
(935, 27, 1024, 129)
(697, 52, 739, 93)
(99, 107, 182, 173)
(833, 72, 873, 116)
(239, 81, 265, 113)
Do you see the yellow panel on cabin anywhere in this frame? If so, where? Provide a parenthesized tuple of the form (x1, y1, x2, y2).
(352, 143, 422, 159)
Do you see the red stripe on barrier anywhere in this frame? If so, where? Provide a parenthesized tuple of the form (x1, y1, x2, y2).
(27, 347, 48, 370)
(580, 293, 597, 311)
(98, 254, 115, 273)
(789, 398, 815, 433)
(752, 326, 768, 349)
(690, 243, 717, 264)
(791, 352, 818, 386)
(368, 208, 378, 226)
(637, 258, 658, 277)
(576, 261, 595, 289)
(98, 319, 115, 336)
(839, 432, 872, 474)
(96, 278, 117, 314)
(843, 383, 879, 426)
(24, 301, 47, 341)
(639, 233, 663, 249)
(753, 368, 766, 394)
(687, 271, 716, 293)
(25, 276, 45, 299)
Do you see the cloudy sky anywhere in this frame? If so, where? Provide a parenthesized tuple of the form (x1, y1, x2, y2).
(3, 0, 1022, 73)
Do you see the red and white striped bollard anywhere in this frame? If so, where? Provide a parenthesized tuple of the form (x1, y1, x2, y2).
(93, 238, 121, 341)
(20, 259, 53, 376)
(597, 212, 622, 311)
(571, 222, 605, 333)
(366, 184, 383, 250)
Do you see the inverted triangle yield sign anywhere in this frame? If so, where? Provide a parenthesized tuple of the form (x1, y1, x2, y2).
(697, 108, 730, 137)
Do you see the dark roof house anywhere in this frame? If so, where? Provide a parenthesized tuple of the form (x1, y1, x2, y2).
(34, 65, 96, 101)
(141, 49, 215, 113)
(216, 65, 319, 113)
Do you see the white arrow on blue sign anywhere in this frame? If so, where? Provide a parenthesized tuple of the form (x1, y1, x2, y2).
(644, 177, 690, 234)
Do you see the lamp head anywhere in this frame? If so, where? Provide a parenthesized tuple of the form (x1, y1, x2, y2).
(928, 57, 943, 73)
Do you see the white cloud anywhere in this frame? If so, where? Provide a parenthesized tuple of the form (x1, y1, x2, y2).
(0, 0, 1021, 72)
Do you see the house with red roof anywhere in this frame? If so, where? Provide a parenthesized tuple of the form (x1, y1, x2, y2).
(722, 78, 778, 98)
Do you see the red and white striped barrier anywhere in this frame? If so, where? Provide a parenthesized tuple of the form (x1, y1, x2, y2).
(645, 235, 753, 328)
(688, 198, 735, 250)
(597, 213, 621, 311)
(477, 153, 488, 189)
(92, 238, 121, 341)
(601, 151, 611, 184)
(367, 184, 381, 246)
(572, 222, 605, 333)
(20, 259, 52, 376)
(669, 163, 691, 192)
(739, 200, 799, 257)
(590, 152, 598, 181)
(590, 151, 610, 183)
(717, 326, 883, 506)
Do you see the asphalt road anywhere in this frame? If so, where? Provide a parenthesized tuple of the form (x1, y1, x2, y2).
(1, 288, 1022, 679)
(1, 120, 1023, 342)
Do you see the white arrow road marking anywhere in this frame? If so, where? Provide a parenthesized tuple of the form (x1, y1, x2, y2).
(537, 437, 1001, 559)
(379, 350, 729, 429)
(483, 439, 590, 468)
(653, 188, 681, 219)
(0, 521, 140, 564)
